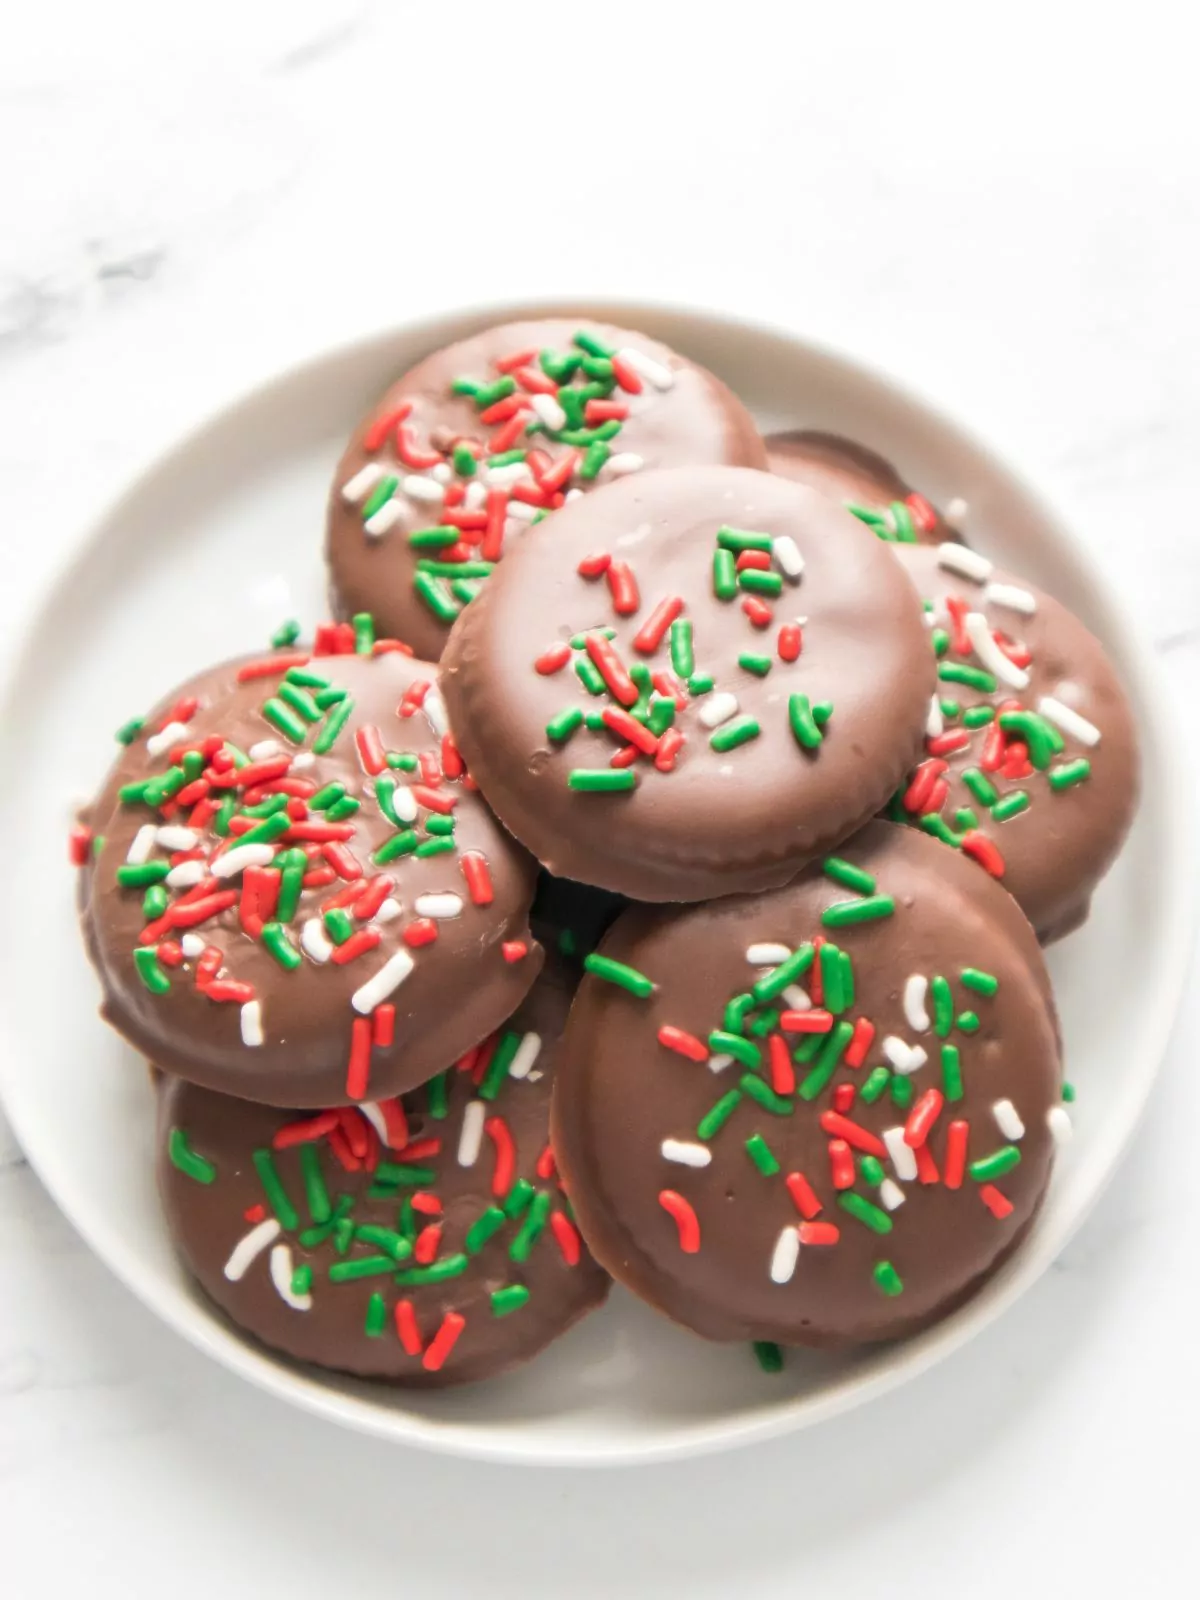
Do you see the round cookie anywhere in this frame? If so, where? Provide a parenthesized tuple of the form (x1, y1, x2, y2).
(157, 961, 608, 1384)
(765, 429, 951, 545)
(441, 465, 936, 901)
(888, 542, 1139, 941)
(326, 319, 768, 659)
(552, 822, 1065, 1348)
(81, 626, 541, 1106)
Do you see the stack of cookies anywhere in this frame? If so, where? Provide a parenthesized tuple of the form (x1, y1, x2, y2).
(74, 318, 1138, 1384)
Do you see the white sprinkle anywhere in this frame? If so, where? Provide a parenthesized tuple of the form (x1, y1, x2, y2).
(505, 500, 539, 523)
(565, 487, 583, 502)
(661, 1138, 712, 1168)
(292, 752, 315, 770)
(708, 1053, 734, 1074)
(484, 462, 532, 489)
(925, 695, 945, 739)
(993, 1098, 1025, 1140)
(351, 949, 415, 1014)
(341, 463, 384, 504)
(403, 474, 445, 504)
(300, 918, 333, 964)
(414, 892, 463, 920)
(616, 346, 675, 390)
(357, 1102, 390, 1145)
(373, 897, 402, 924)
(457, 1099, 485, 1167)
(698, 691, 739, 728)
(772, 535, 805, 581)
(936, 541, 992, 582)
(364, 498, 406, 539)
(240, 1000, 263, 1048)
(223, 1218, 280, 1281)
(769, 1225, 801, 1285)
(431, 462, 454, 484)
(879, 1179, 906, 1211)
(146, 720, 189, 758)
(883, 1127, 918, 1182)
(388, 785, 418, 824)
(747, 942, 791, 966)
(882, 1036, 928, 1075)
(508, 1032, 543, 1080)
(125, 823, 158, 865)
(783, 984, 812, 1012)
(1048, 1105, 1073, 1144)
(531, 392, 566, 431)
(464, 480, 487, 509)
(1039, 695, 1101, 748)
(984, 581, 1037, 616)
(269, 1242, 312, 1311)
(180, 933, 205, 959)
(248, 738, 285, 761)
(966, 611, 1030, 690)
(156, 825, 198, 851)
(212, 842, 276, 879)
(903, 975, 930, 1033)
(166, 860, 206, 890)
(945, 497, 969, 527)
(423, 688, 449, 738)
(603, 452, 644, 477)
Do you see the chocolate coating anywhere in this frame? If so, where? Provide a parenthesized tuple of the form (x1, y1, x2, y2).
(441, 466, 936, 901)
(891, 544, 1139, 940)
(157, 961, 608, 1384)
(553, 822, 1062, 1347)
(327, 319, 768, 660)
(83, 644, 541, 1105)
(765, 429, 950, 545)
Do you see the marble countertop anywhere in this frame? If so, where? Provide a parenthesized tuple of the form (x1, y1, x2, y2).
(3, 3, 1198, 1593)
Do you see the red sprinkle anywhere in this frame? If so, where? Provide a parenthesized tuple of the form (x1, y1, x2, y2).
(394, 423, 441, 471)
(166, 890, 238, 930)
(501, 940, 528, 963)
(829, 1139, 856, 1189)
(735, 548, 772, 572)
(777, 622, 803, 662)
(833, 1083, 857, 1113)
(440, 733, 464, 779)
(980, 1184, 1014, 1219)
(768, 1034, 795, 1096)
(204, 979, 255, 1004)
(398, 679, 431, 717)
(657, 1025, 709, 1062)
(945, 594, 972, 656)
(904, 1087, 945, 1148)
(272, 1112, 340, 1149)
(355, 725, 386, 776)
(327, 1126, 360, 1171)
(372, 1004, 396, 1049)
(819, 1111, 887, 1158)
(536, 451, 578, 495)
(584, 399, 629, 424)
(363, 401, 413, 453)
(395, 1138, 442, 1163)
(354, 874, 395, 922)
(156, 940, 184, 968)
(479, 394, 526, 424)
(422, 1311, 466, 1373)
(412, 784, 456, 814)
(345, 1016, 373, 1100)
(609, 743, 640, 769)
(799, 1221, 840, 1246)
(482, 489, 507, 562)
(944, 1120, 970, 1190)
(551, 1210, 583, 1266)
(194, 946, 223, 990)
(402, 918, 439, 948)
(494, 346, 539, 373)
(903, 758, 949, 814)
(414, 1223, 443, 1266)
(535, 643, 573, 675)
(742, 596, 773, 628)
(843, 1017, 876, 1070)
(927, 729, 971, 758)
(536, 1143, 557, 1181)
(654, 727, 685, 772)
(410, 1192, 441, 1215)
(484, 1116, 516, 1198)
(585, 633, 638, 706)
(487, 412, 529, 453)
(576, 551, 612, 580)
(235, 652, 310, 682)
(779, 1009, 834, 1034)
(786, 1171, 822, 1219)
(658, 1190, 701, 1253)
(961, 830, 1006, 878)
(602, 707, 659, 756)
(323, 842, 364, 881)
(394, 1299, 423, 1356)
(460, 851, 494, 906)
(68, 825, 92, 866)
(915, 1142, 940, 1185)
(611, 353, 644, 394)
(632, 596, 683, 654)
(243, 1203, 267, 1224)
(605, 559, 640, 617)
(514, 364, 558, 395)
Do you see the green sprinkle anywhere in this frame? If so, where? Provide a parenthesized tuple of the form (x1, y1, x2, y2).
(798, 1020, 854, 1100)
(963, 768, 1000, 807)
(285, 666, 331, 690)
(413, 571, 461, 624)
(298, 1143, 331, 1224)
(492, 1284, 531, 1317)
(860, 1066, 891, 1104)
(253, 1149, 299, 1230)
(970, 1146, 1021, 1182)
(424, 813, 456, 836)
(450, 375, 483, 397)
(133, 947, 170, 993)
(956, 1010, 980, 1034)
(416, 559, 495, 580)
(142, 883, 168, 919)
(540, 349, 581, 382)
(474, 376, 516, 408)
(546, 707, 583, 743)
(233, 811, 289, 850)
(740, 1075, 793, 1116)
(930, 628, 950, 656)
(313, 685, 347, 710)
(503, 1179, 536, 1220)
(1062, 1082, 1076, 1103)
(753, 1340, 784, 1374)
(118, 780, 151, 805)
(351, 613, 374, 655)
(889, 501, 917, 543)
(710, 715, 761, 752)
(261, 921, 302, 971)
(724, 992, 756, 1033)
(859, 1154, 885, 1186)
(414, 835, 455, 858)
(738, 568, 783, 597)
(373, 829, 418, 865)
(271, 618, 302, 648)
(669, 618, 694, 678)
(717, 525, 772, 552)
(580, 354, 615, 381)
(567, 768, 637, 792)
(92, 835, 105, 857)
(452, 443, 477, 476)
(822, 857, 876, 895)
(838, 950, 855, 1010)
(920, 813, 964, 847)
(752, 943, 814, 1003)
(939, 662, 997, 692)
(573, 328, 616, 358)
(712, 547, 738, 600)
(261, 697, 308, 743)
(688, 671, 715, 695)
(874, 1261, 904, 1296)
(361, 475, 399, 520)
(1049, 758, 1092, 790)
(963, 705, 995, 728)
(118, 861, 170, 889)
(313, 696, 355, 755)
(573, 654, 606, 697)
(954, 807, 980, 831)
(479, 1030, 522, 1101)
(114, 716, 144, 745)
(354, 1224, 413, 1262)
(941, 1043, 964, 1102)
(745, 1132, 780, 1176)
(240, 794, 289, 820)
(332, 1217, 355, 1253)
(427, 1072, 449, 1120)
(788, 693, 823, 750)
(820, 942, 847, 1013)
(373, 1161, 437, 1187)
(487, 448, 527, 469)
(291, 1264, 313, 1295)
(408, 525, 460, 550)
(466, 1206, 507, 1254)
(847, 502, 887, 528)
(168, 1128, 214, 1183)
(386, 751, 419, 771)
(584, 952, 656, 998)
(213, 794, 237, 837)
(738, 652, 772, 678)
(821, 895, 895, 928)
(373, 776, 401, 828)
(890, 1074, 915, 1109)
(838, 1192, 893, 1234)
(647, 695, 676, 735)
(747, 1007, 780, 1038)
(362, 1293, 387, 1337)
(961, 967, 998, 996)
(992, 790, 1030, 822)
(708, 1031, 762, 1069)
(509, 1190, 552, 1262)
(792, 1033, 824, 1064)
(277, 682, 321, 724)
(931, 975, 954, 1037)
(697, 1089, 743, 1141)
(940, 698, 962, 718)
(579, 441, 610, 480)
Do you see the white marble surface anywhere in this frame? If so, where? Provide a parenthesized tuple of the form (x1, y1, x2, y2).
(2, 2, 1199, 1592)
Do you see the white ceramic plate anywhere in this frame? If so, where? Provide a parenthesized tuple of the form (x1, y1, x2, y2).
(0, 301, 1189, 1466)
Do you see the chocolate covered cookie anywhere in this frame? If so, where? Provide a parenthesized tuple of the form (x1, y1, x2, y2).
(552, 823, 1065, 1348)
(81, 623, 540, 1106)
(327, 319, 768, 659)
(441, 466, 936, 901)
(765, 429, 951, 545)
(158, 961, 608, 1383)
(889, 543, 1139, 940)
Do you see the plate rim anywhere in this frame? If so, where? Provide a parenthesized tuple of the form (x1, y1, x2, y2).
(0, 296, 1193, 1467)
